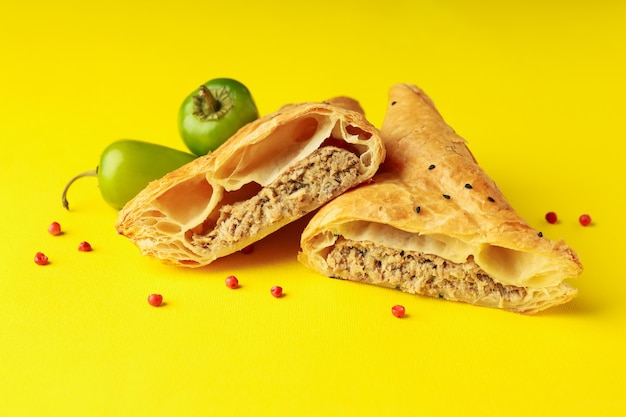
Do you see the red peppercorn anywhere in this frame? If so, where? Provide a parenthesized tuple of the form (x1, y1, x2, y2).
(579, 214, 592, 226)
(147, 294, 163, 307)
(545, 212, 558, 224)
(225, 275, 239, 289)
(391, 305, 406, 318)
(270, 286, 283, 298)
(34, 252, 49, 266)
(241, 244, 254, 254)
(48, 221, 62, 236)
(78, 241, 92, 252)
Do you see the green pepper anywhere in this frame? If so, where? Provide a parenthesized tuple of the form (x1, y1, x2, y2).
(62, 139, 196, 210)
(178, 78, 259, 156)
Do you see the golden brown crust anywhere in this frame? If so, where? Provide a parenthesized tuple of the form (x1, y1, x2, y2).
(299, 84, 582, 313)
(116, 97, 385, 267)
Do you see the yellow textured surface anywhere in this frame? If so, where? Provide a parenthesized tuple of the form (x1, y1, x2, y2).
(1, 1, 624, 416)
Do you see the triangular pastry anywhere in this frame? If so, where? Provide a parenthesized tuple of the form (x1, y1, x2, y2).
(116, 97, 385, 267)
(298, 84, 582, 314)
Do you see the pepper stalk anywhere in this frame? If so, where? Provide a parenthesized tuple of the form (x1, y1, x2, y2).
(192, 85, 233, 121)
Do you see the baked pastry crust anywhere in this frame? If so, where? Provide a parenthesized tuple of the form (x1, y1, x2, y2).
(116, 97, 385, 267)
(298, 84, 582, 314)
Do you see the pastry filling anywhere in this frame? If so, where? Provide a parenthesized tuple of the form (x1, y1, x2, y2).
(325, 238, 528, 304)
(192, 146, 361, 251)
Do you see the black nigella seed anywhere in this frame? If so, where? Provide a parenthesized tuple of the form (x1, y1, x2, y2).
(443, 194, 451, 200)
(487, 196, 495, 202)
(438, 293, 444, 299)
(428, 164, 436, 170)
(415, 206, 421, 214)
(391, 101, 397, 106)
(538, 232, 543, 237)
(465, 183, 473, 189)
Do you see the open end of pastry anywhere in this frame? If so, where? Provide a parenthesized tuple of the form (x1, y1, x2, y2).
(213, 115, 375, 189)
(331, 221, 579, 289)
(320, 237, 577, 314)
(118, 108, 383, 267)
(152, 173, 215, 227)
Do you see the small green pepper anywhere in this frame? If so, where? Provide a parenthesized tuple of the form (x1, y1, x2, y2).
(178, 78, 259, 156)
(62, 139, 196, 210)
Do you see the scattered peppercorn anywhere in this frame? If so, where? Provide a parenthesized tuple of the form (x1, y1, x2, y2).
(34, 252, 49, 266)
(270, 286, 283, 298)
(225, 275, 239, 289)
(78, 241, 93, 252)
(48, 221, 62, 236)
(147, 294, 163, 307)
(241, 244, 254, 254)
(579, 214, 592, 226)
(464, 184, 473, 189)
(428, 164, 436, 170)
(391, 305, 406, 318)
(545, 212, 558, 224)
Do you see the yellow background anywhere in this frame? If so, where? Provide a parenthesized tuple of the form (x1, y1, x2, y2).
(1, 1, 624, 416)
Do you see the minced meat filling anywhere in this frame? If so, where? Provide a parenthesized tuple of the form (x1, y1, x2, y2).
(193, 146, 361, 249)
(326, 238, 528, 303)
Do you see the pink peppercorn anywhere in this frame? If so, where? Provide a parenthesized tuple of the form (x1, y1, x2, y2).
(147, 294, 163, 307)
(78, 241, 92, 252)
(34, 252, 49, 266)
(545, 212, 558, 224)
(48, 222, 62, 236)
(579, 214, 592, 226)
(270, 286, 283, 298)
(241, 244, 254, 254)
(391, 305, 406, 318)
(225, 275, 239, 289)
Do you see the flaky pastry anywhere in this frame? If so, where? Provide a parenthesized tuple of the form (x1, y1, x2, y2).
(116, 97, 385, 267)
(298, 84, 582, 314)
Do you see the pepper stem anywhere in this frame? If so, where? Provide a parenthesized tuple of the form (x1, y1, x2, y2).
(61, 169, 97, 210)
(193, 85, 221, 118)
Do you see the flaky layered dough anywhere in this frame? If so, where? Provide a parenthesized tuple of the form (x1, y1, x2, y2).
(115, 97, 385, 267)
(298, 84, 582, 314)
